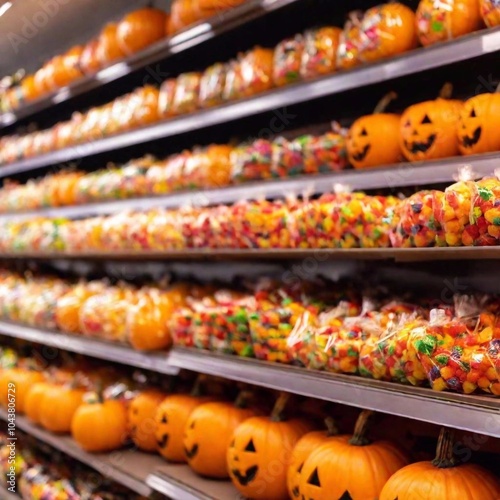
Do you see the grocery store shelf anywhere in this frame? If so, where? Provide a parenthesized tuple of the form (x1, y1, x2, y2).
(0, 321, 179, 375)
(0, 0, 300, 130)
(5, 247, 500, 261)
(148, 465, 237, 500)
(0, 410, 157, 496)
(0, 485, 18, 500)
(168, 348, 500, 438)
(0, 151, 498, 221)
(2, 27, 500, 178)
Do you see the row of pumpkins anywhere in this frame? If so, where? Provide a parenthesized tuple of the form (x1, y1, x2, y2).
(0, 359, 499, 500)
(0, 1, 247, 111)
(4, 0, 500, 113)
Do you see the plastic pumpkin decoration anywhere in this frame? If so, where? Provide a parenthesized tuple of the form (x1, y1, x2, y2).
(227, 393, 314, 500)
(169, 0, 201, 33)
(80, 39, 101, 75)
(128, 389, 167, 452)
(183, 391, 260, 478)
(416, 0, 482, 47)
(287, 418, 344, 500)
(358, 3, 417, 62)
(196, 0, 245, 18)
(21, 74, 39, 102)
(39, 384, 85, 433)
(480, 0, 500, 27)
(400, 83, 463, 162)
(24, 382, 52, 424)
(0, 368, 44, 413)
(381, 427, 500, 499)
(126, 290, 173, 351)
(347, 92, 403, 169)
(117, 8, 167, 56)
(53, 46, 84, 88)
(299, 410, 409, 500)
(71, 392, 128, 452)
(33, 64, 52, 96)
(457, 88, 500, 155)
(154, 380, 213, 462)
(97, 23, 125, 65)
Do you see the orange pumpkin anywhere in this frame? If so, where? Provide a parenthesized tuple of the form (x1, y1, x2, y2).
(155, 393, 213, 462)
(347, 92, 402, 169)
(97, 23, 125, 65)
(196, 0, 245, 18)
(33, 65, 51, 96)
(299, 411, 409, 500)
(400, 84, 463, 162)
(458, 90, 500, 155)
(0, 368, 45, 413)
(21, 74, 39, 102)
(170, 0, 201, 31)
(287, 418, 342, 500)
(72, 396, 128, 452)
(126, 289, 173, 351)
(183, 392, 260, 478)
(24, 381, 52, 424)
(480, 0, 500, 27)
(117, 8, 167, 55)
(130, 85, 160, 127)
(227, 393, 314, 500)
(359, 3, 417, 62)
(416, 0, 482, 46)
(128, 389, 167, 452)
(381, 428, 500, 499)
(39, 384, 85, 433)
(80, 39, 101, 75)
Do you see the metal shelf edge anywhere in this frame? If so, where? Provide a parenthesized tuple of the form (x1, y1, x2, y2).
(0, 321, 178, 375)
(1, 28, 500, 178)
(0, 152, 498, 221)
(168, 349, 500, 438)
(0, 410, 152, 496)
(146, 473, 209, 500)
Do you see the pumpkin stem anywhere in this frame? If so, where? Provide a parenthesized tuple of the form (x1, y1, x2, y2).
(190, 374, 205, 397)
(94, 380, 104, 404)
(349, 410, 374, 446)
(325, 417, 339, 437)
(271, 392, 290, 422)
(373, 92, 397, 114)
(439, 83, 453, 99)
(235, 390, 253, 409)
(432, 428, 457, 469)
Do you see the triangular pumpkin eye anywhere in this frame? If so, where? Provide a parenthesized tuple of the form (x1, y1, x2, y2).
(297, 462, 304, 473)
(189, 421, 195, 429)
(307, 467, 321, 487)
(161, 414, 168, 424)
(421, 114, 432, 124)
(360, 128, 368, 136)
(244, 439, 256, 452)
(404, 119, 411, 127)
(230, 439, 235, 447)
(338, 491, 353, 500)
(470, 108, 477, 117)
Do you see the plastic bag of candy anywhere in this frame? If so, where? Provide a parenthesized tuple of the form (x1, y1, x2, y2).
(170, 305, 196, 347)
(301, 26, 342, 79)
(239, 47, 274, 97)
(410, 297, 500, 394)
(302, 128, 348, 174)
(273, 34, 304, 87)
(337, 12, 363, 70)
(147, 209, 186, 250)
(390, 190, 445, 248)
(199, 62, 227, 108)
(172, 72, 201, 115)
(271, 136, 304, 178)
(158, 78, 177, 118)
(230, 139, 274, 182)
(223, 58, 244, 101)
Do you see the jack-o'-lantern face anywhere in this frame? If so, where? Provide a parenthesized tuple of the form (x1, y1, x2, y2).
(183, 401, 259, 479)
(128, 390, 166, 453)
(400, 99, 462, 162)
(347, 114, 402, 169)
(227, 416, 313, 500)
(154, 395, 210, 463)
(458, 93, 500, 155)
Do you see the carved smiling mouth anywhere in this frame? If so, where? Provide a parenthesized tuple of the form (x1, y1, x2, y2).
(352, 144, 370, 162)
(184, 444, 199, 459)
(232, 465, 259, 486)
(405, 133, 436, 154)
(461, 126, 482, 148)
(157, 434, 169, 448)
(292, 485, 300, 497)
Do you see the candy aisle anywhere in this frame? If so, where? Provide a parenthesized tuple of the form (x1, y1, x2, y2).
(0, 0, 500, 499)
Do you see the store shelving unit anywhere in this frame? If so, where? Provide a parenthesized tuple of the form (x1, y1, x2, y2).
(0, 321, 178, 375)
(0, 0, 301, 129)
(0, 151, 498, 222)
(1, 27, 500, 179)
(4, 247, 500, 262)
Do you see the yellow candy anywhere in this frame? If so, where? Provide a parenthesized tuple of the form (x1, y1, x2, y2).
(432, 377, 447, 391)
(463, 381, 477, 394)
